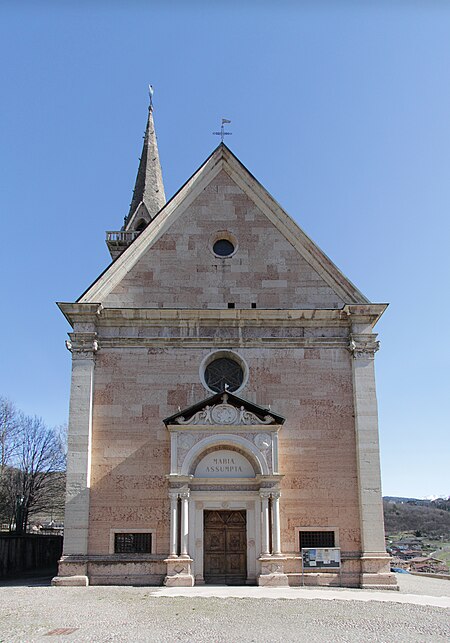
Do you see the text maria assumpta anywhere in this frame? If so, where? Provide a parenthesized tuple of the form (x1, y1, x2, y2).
(204, 457, 243, 474)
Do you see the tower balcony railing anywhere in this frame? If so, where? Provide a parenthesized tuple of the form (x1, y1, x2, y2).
(106, 230, 140, 245)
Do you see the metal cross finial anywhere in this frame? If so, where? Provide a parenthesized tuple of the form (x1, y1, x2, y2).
(148, 84, 154, 109)
(213, 118, 232, 143)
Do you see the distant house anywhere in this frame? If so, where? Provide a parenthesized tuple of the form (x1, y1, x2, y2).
(408, 556, 448, 574)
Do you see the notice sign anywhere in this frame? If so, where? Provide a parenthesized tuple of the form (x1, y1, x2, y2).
(302, 547, 341, 569)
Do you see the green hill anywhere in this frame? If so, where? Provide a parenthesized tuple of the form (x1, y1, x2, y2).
(383, 497, 450, 539)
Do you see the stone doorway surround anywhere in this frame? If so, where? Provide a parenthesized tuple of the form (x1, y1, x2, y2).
(163, 392, 288, 587)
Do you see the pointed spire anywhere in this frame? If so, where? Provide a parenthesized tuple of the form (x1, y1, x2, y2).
(125, 98, 166, 229)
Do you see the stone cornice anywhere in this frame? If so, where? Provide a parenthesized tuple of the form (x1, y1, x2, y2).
(58, 305, 388, 337)
(100, 307, 350, 325)
(58, 305, 388, 328)
(58, 302, 103, 327)
(343, 303, 388, 329)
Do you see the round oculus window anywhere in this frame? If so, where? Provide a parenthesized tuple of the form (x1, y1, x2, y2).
(204, 357, 244, 393)
(213, 238, 235, 257)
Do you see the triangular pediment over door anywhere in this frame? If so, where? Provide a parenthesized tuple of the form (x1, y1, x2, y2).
(164, 391, 285, 427)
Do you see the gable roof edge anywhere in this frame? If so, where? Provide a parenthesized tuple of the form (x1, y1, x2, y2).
(79, 143, 370, 305)
(221, 148, 369, 304)
(79, 148, 225, 303)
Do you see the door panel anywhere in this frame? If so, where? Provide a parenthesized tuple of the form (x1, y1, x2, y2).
(204, 510, 247, 584)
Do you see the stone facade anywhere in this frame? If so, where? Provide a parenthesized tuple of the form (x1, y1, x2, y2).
(54, 106, 397, 589)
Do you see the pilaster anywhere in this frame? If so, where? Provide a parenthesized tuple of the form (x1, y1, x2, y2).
(349, 333, 397, 589)
(53, 332, 98, 586)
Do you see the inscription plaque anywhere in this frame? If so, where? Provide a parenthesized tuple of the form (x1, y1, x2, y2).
(194, 449, 255, 478)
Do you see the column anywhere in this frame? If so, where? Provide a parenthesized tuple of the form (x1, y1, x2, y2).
(169, 492, 179, 558)
(271, 491, 282, 556)
(164, 487, 194, 586)
(62, 334, 98, 557)
(257, 489, 288, 587)
(260, 491, 271, 556)
(180, 490, 190, 558)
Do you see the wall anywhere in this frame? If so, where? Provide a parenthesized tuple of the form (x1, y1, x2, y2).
(88, 339, 361, 558)
(103, 170, 345, 310)
(0, 535, 63, 578)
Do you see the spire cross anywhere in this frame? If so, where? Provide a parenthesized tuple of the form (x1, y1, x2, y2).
(213, 118, 232, 143)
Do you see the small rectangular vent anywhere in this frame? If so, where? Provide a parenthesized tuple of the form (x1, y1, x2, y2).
(299, 531, 335, 549)
(114, 532, 152, 554)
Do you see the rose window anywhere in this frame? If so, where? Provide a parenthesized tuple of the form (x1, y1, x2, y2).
(204, 357, 244, 393)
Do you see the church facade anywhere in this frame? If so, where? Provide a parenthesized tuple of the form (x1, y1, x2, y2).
(54, 100, 396, 589)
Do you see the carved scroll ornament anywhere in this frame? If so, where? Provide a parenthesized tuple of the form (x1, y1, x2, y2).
(175, 395, 275, 426)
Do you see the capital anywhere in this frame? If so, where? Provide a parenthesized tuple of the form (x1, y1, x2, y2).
(271, 491, 281, 500)
(349, 334, 379, 360)
(260, 490, 271, 500)
(67, 333, 99, 358)
(179, 490, 190, 500)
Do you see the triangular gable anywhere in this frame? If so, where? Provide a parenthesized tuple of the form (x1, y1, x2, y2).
(78, 144, 369, 305)
(126, 201, 151, 231)
(163, 391, 285, 426)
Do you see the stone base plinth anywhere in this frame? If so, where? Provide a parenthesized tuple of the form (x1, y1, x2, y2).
(53, 555, 88, 586)
(360, 552, 399, 590)
(54, 554, 166, 586)
(257, 556, 289, 587)
(51, 575, 89, 587)
(164, 557, 195, 587)
(257, 573, 289, 587)
(360, 573, 399, 590)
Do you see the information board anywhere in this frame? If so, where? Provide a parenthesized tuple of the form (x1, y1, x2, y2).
(301, 547, 341, 569)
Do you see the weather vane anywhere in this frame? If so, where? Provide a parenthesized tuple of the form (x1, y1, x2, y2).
(148, 84, 154, 109)
(213, 118, 232, 143)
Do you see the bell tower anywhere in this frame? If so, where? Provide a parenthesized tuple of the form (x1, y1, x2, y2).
(106, 95, 166, 259)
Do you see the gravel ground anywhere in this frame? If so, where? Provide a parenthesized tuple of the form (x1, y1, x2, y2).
(0, 577, 448, 643)
(396, 573, 450, 597)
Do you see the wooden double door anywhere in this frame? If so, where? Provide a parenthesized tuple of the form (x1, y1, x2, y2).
(204, 510, 247, 585)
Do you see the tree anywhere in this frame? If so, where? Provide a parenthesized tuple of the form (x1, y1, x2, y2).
(0, 397, 66, 533)
(0, 397, 20, 526)
(0, 396, 19, 472)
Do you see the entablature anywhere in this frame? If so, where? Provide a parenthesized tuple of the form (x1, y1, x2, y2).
(59, 304, 387, 328)
(58, 304, 387, 354)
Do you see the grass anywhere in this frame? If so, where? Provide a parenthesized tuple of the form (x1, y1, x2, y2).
(431, 543, 450, 565)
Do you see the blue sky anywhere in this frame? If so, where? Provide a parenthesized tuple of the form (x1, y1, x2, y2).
(0, 1, 449, 498)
